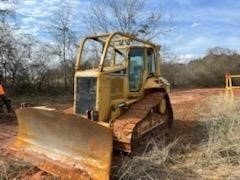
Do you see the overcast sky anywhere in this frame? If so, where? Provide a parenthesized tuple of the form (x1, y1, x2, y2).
(2, 0, 240, 61)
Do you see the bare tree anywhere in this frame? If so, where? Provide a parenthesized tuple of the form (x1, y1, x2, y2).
(84, 0, 172, 40)
(46, 1, 76, 90)
(207, 47, 237, 56)
(26, 40, 53, 91)
(3, 34, 33, 87)
(0, 0, 16, 85)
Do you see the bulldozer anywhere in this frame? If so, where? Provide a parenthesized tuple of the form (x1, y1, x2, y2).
(10, 32, 173, 180)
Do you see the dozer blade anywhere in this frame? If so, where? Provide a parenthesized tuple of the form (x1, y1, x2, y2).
(10, 108, 112, 180)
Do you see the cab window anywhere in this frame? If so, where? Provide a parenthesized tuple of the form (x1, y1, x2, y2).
(129, 48, 144, 91)
(147, 48, 156, 75)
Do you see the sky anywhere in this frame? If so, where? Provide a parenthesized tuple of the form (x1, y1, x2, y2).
(1, 0, 240, 61)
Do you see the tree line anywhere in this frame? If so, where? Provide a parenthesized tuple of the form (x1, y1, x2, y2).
(0, 0, 239, 95)
(0, 0, 171, 95)
(161, 47, 240, 88)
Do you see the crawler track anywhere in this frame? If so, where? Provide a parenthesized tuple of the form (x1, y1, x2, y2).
(111, 92, 173, 152)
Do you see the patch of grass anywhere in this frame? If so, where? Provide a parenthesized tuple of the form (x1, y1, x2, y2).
(0, 157, 32, 180)
(114, 95, 240, 179)
(11, 95, 73, 110)
(170, 95, 240, 179)
(114, 137, 179, 180)
(197, 95, 240, 166)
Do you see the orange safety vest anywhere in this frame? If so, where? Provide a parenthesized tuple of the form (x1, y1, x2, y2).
(0, 84, 5, 95)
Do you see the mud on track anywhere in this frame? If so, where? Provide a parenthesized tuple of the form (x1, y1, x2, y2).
(0, 88, 239, 179)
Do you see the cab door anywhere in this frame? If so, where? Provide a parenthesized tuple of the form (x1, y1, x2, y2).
(128, 47, 145, 92)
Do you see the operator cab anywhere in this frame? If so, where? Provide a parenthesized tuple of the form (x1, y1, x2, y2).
(74, 32, 160, 120)
(128, 47, 157, 92)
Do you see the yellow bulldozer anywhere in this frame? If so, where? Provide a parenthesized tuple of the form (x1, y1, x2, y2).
(10, 32, 173, 180)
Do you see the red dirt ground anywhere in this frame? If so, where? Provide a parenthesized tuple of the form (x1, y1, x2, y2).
(0, 88, 239, 179)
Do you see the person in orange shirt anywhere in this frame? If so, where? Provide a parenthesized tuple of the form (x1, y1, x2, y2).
(0, 76, 12, 113)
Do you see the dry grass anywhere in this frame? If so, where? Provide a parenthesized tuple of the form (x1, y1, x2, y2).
(11, 95, 73, 110)
(114, 137, 179, 180)
(114, 95, 240, 179)
(177, 95, 240, 178)
(0, 156, 32, 180)
(0, 154, 58, 180)
(196, 96, 240, 172)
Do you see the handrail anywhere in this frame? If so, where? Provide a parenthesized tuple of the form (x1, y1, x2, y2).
(75, 32, 160, 71)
